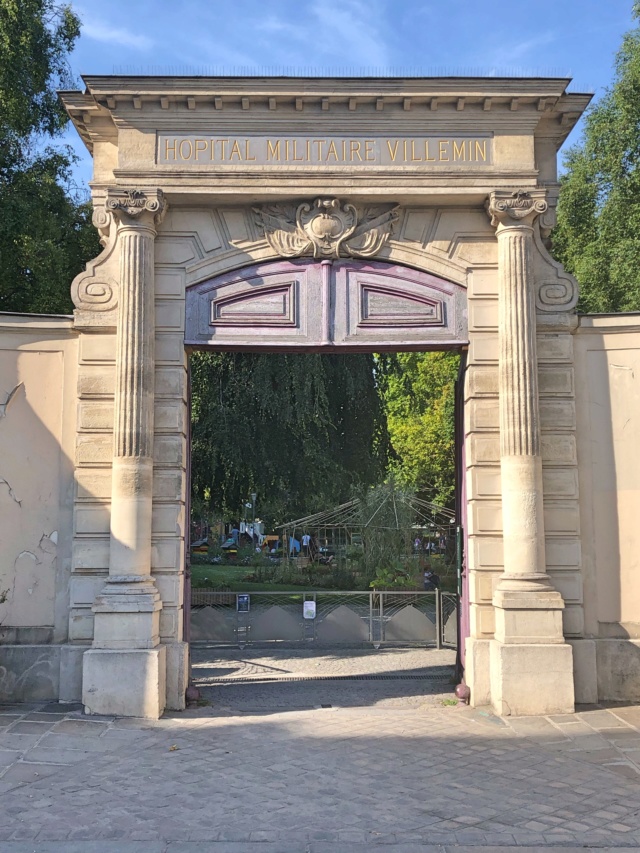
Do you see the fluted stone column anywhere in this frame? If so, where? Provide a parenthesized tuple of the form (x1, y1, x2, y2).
(486, 190, 574, 715)
(83, 189, 168, 719)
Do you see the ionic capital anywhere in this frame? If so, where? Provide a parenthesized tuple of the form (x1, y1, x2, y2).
(105, 188, 167, 231)
(486, 189, 548, 231)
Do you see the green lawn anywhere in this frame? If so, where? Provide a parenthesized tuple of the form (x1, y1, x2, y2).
(189, 563, 327, 591)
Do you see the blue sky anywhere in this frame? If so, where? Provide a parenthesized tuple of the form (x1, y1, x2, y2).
(64, 0, 636, 187)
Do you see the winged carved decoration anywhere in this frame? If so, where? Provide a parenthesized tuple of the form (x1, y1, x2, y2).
(253, 198, 399, 259)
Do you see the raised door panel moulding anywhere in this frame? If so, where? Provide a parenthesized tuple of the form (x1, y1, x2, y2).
(211, 283, 295, 327)
(185, 260, 313, 346)
(335, 261, 467, 347)
(359, 285, 444, 327)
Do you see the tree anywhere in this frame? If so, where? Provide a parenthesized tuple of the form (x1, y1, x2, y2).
(553, 2, 640, 312)
(0, 1, 100, 314)
(190, 352, 389, 526)
(380, 351, 459, 508)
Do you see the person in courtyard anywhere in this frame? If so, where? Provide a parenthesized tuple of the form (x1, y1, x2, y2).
(423, 565, 440, 591)
(302, 531, 311, 556)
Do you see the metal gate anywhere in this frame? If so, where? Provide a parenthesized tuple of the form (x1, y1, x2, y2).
(190, 589, 458, 648)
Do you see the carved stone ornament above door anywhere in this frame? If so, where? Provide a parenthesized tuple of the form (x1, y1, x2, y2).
(253, 198, 399, 259)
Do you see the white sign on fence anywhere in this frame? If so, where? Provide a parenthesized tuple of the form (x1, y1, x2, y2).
(303, 601, 316, 620)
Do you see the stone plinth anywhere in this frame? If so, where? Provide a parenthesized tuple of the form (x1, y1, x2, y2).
(83, 646, 166, 718)
(490, 641, 574, 716)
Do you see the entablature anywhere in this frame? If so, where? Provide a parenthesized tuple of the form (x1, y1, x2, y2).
(60, 76, 591, 157)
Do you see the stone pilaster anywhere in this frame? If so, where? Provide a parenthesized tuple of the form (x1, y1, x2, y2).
(486, 190, 574, 715)
(83, 189, 169, 719)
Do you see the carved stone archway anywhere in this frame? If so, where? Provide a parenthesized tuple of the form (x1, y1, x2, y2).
(55, 75, 590, 719)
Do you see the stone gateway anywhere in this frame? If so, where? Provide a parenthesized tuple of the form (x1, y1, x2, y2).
(1, 75, 639, 718)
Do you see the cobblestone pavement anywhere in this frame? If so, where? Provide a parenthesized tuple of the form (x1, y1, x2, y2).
(1, 647, 640, 852)
(191, 645, 457, 709)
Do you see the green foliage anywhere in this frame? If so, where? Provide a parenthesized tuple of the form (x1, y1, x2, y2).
(0, 0, 79, 143)
(354, 480, 416, 579)
(554, 2, 640, 312)
(380, 352, 459, 507)
(369, 561, 418, 590)
(0, 1, 100, 314)
(0, 161, 99, 313)
(190, 351, 389, 526)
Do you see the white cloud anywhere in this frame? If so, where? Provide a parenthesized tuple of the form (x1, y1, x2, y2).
(257, 15, 309, 40)
(249, 1, 392, 70)
(81, 17, 153, 51)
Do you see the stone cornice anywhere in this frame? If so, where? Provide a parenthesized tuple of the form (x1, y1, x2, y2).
(79, 75, 577, 98)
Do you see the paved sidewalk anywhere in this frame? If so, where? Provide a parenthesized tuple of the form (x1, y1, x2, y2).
(0, 647, 640, 851)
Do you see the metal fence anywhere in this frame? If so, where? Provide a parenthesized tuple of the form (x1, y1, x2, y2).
(190, 589, 458, 648)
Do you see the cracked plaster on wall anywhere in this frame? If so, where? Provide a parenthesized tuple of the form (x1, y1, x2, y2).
(0, 385, 25, 505)
(1, 531, 58, 624)
(0, 477, 21, 506)
(0, 383, 23, 419)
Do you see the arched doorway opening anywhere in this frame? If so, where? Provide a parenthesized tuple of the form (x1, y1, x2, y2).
(184, 257, 469, 701)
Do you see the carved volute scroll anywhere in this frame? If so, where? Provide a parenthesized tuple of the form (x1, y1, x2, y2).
(532, 227, 579, 314)
(71, 189, 167, 329)
(71, 205, 119, 326)
(254, 197, 398, 259)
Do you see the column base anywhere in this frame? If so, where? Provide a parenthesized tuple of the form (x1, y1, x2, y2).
(82, 646, 166, 718)
(493, 588, 565, 644)
(92, 575, 162, 650)
(490, 639, 574, 716)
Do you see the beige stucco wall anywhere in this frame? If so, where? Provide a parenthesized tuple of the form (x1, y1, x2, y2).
(574, 314, 640, 701)
(0, 314, 79, 699)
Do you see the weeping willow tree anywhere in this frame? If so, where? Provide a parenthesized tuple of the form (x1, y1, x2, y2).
(356, 482, 417, 580)
(190, 352, 389, 526)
